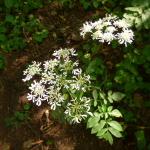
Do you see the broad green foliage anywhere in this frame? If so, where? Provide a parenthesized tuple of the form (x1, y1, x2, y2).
(123, 0, 150, 30)
(135, 130, 146, 150)
(0, 0, 49, 53)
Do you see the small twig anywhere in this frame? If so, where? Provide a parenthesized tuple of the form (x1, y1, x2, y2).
(25, 120, 37, 135)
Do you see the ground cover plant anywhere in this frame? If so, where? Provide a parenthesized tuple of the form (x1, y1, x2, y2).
(1, 0, 150, 150)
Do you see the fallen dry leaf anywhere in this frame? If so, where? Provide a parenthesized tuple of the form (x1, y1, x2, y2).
(23, 139, 34, 149)
(71, 33, 81, 41)
(106, 61, 113, 69)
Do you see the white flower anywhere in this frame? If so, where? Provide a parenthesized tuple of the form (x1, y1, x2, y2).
(116, 28, 134, 47)
(22, 61, 42, 82)
(80, 21, 93, 38)
(43, 59, 59, 72)
(72, 116, 80, 124)
(113, 19, 131, 28)
(105, 26, 117, 33)
(91, 30, 103, 40)
(72, 68, 82, 75)
(99, 32, 116, 44)
(102, 21, 112, 26)
(26, 80, 47, 106)
(64, 97, 92, 124)
(102, 14, 118, 21)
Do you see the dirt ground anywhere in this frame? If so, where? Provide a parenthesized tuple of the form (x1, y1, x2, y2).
(0, 0, 150, 150)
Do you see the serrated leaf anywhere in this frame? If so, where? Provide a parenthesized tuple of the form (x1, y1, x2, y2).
(91, 120, 106, 134)
(87, 115, 100, 128)
(107, 121, 123, 131)
(96, 128, 108, 136)
(111, 109, 122, 117)
(109, 127, 122, 138)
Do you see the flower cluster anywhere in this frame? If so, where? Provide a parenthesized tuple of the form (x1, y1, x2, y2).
(22, 48, 92, 123)
(80, 14, 134, 47)
(64, 97, 93, 124)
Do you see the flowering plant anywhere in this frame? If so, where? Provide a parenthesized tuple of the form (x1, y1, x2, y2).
(23, 14, 133, 145)
(23, 48, 93, 124)
(80, 14, 134, 47)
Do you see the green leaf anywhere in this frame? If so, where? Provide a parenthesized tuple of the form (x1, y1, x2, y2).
(109, 127, 122, 138)
(107, 121, 123, 131)
(124, 82, 132, 92)
(83, 2, 91, 9)
(142, 45, 150, 56)
(82, 54, 90, 63)
(128, 64, 138, 75)
(86, 59, 96, 74)
(96, 128, 108, 137)
(8, 39, 13, 46)
(94, 67, 103, 74)
(83, 44, 90, 50)
(134, 48, 141, 55)
(110, 92, 125, 101)
(140, 56, 146, 64)
(46, 140, 52, 145)
(4, 0, 14, 8)
(133, 55, 140, 64)
(0, 54, 4, 59)
(1, 43, 11, 53)
(91, 120, 106, 134)
(107, 106, 113, 112)
(19, 113, 25, 120)
(87, 115, 100, 128)
(5, 15, 13, 22)
(135, 130, 146, 150)
(14, 111, 20, 117)
(136, 76, 143, 81)
(91, 46, 98, 53)
(114, 76, 124, 84)
(79, 0, 85, 4)
(0, 34, 6, 41)
(14, 121, 19, 127)
(142, 101, 150, 107)
(107, 132, 113, 145)
(93, 1, 99, 8)
(96, 57, 102, 66)
(142, 9, 150, 29)
(5, 117, 11, 123)
(111, 109, 122, 117)
(24, 103, 30, 110)
(92, 89, 98, 100)
(24, 114, 29, 120)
